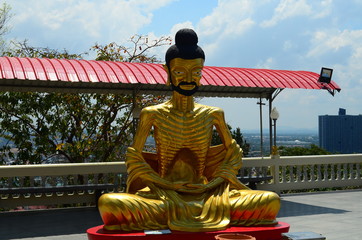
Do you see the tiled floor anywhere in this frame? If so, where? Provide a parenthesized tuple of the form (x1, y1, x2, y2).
(277, 190, 362, 240)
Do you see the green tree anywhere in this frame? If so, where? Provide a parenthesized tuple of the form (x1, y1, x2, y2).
(0, 2, 12, 54)
(3, 40, 84, 59)
(278, 144, 330, 156)
(0, 35, 169, 164)
(211, 125, 250, 156)
(92, 34, 172, 62)
(232, 127, 250, 156)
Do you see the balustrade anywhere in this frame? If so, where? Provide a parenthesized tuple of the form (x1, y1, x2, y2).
(242, 154, 362, 193)
(0, 163, 127, 209)
(1, 154, 361, 210)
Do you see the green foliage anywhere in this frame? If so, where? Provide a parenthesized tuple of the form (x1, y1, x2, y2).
(0, 33, 169, 164)
(0, 2, 12, 54)
(232, 127, 250, 156)
(3, 40, 84, 59)
(0, 3, 11, 35)
(91, 34, 172, 62)
(211, 125, 250, 156)
(278, 144, 330, 156)
(0, 92, 135, 164)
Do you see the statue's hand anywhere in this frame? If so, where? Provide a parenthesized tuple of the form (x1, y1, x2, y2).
(144, 177, 186, 191)
(176, 183, 208, 193)
(168, 182, 190, 190)
(175, 177, 225, 193)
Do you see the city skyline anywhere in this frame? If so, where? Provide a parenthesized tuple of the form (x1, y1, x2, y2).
(5, 0, 362, 131)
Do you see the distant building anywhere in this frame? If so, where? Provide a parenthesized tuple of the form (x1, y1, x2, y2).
(319, 108, 362, 153)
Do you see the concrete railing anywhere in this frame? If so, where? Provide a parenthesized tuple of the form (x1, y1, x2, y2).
(1, 154, 362, 209)
(0, 162, 127, 209)
(242, 154, 362, 193)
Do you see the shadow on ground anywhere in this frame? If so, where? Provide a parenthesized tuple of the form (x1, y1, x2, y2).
(0, 199, 350, 240)
(278, 199, 348, 218)
(0, 207, 103, 240)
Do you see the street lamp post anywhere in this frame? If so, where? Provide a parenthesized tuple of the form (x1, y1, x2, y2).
(270, 107, 279, 156)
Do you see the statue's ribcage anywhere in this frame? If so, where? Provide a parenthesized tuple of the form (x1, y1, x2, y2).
(154, 110, 213, 177)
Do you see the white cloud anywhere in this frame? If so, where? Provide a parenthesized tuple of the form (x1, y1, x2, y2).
(194, 0, 257, 66)
(198, 0, 255, 37)
(283, 40, 293, 51)
(261, 0, 332, 27)
(256, 57, 275, 69)
(170, 21, 195, 40)
(10, 0, 174, 47)
(314, 0, 333, 19)
(261, 0, 312, 27)
(326, 30, 362, 51)
(307, 29, 362, 57)
(302, 28, 362, 119)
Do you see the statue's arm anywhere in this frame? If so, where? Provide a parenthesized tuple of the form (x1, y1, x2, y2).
(213, 107, 233, 148)
(131, 108, 153, 151)
(204, 108, 233, 185)
(213, 107, 244, 184)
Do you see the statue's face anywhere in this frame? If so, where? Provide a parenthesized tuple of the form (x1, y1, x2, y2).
(169, 58, 204, 96)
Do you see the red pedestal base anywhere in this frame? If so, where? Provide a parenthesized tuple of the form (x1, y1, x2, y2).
(87, 222, 290, 240)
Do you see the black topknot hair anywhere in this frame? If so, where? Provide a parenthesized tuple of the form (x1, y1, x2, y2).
(165, 28, 205, 66)
(175, 28, 198, 46)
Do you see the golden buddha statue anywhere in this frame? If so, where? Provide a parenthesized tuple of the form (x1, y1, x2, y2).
(98, 29, 280, 232)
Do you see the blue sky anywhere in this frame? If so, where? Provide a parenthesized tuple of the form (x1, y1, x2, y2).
(5, 0, 362, 132)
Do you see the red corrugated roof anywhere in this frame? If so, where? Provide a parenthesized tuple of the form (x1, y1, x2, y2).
(0, 57, 340, 98)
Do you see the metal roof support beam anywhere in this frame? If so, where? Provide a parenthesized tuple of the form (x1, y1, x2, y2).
(269, 97, 273, 154)
(257, 97, 266, 158)
(268, 88, 283, 155)
(131, 87, 140, 136)
(271, 88, 284, 102)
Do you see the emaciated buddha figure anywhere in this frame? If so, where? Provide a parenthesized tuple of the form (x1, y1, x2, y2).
(98, 29, 280, 232)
